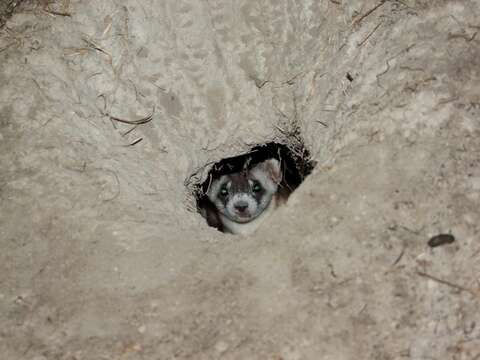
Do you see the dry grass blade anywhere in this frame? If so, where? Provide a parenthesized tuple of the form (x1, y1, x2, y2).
(417, 271, 477, 296)
(316, 120, 328, 127)
(109, 107, 155, 125)
(82, 37, 112, 64)
(0, 42, 16, 53)
(352, 0, 387, 27)
(121, 125, 138, 137)
(358, 22, 382, 47)
(43, 6, 72, 17)
(43, 9, 71, 17)
(123, 137, 143, 146)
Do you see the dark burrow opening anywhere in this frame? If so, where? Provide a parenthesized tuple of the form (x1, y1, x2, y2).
(196, 142, 316, 234)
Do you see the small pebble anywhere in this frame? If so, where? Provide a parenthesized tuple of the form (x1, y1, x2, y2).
(214, 340, 229, 353)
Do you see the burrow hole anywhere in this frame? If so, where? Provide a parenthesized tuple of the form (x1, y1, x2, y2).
(195, 142, 316, 234)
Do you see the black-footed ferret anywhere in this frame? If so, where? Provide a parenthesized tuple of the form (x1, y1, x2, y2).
(204, 158, 285, 235)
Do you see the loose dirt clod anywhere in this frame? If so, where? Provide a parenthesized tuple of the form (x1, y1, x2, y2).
(428, 233, 455, 248)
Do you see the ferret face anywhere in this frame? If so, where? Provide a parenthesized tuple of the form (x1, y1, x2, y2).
(207, 159, 282, 224)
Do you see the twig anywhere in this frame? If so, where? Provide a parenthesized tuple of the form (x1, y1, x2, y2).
(357, 22, 382, 47)
(417, 271, 476, 296)
(352, 0, 387, 27)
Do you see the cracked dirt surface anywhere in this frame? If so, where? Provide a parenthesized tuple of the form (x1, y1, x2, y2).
(1, 1, 479, 359)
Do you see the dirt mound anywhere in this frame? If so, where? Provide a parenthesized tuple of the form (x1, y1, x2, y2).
(1, 1, 479, 359)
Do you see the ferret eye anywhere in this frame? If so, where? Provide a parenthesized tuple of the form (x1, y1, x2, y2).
(220, 186, 228, 197)
(252, 182, 262, 193)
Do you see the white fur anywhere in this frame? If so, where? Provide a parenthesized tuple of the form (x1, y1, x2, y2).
(221, 196, 277, 235)
(205, 158, 282, 235)
(226, 193, 258, 221)
(207, 175, 227, 203)
(250, 159, 281, 193)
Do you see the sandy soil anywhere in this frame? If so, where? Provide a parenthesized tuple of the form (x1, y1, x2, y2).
(1, 0, 479, 359)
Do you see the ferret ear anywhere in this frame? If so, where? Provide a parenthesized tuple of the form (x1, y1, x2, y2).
(258, 158, 282, 184)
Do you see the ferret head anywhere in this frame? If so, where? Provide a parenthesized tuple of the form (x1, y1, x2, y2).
(207, 159, 282, 224)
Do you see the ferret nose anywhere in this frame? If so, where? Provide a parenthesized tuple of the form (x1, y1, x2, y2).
(234, 201, 249, 212)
